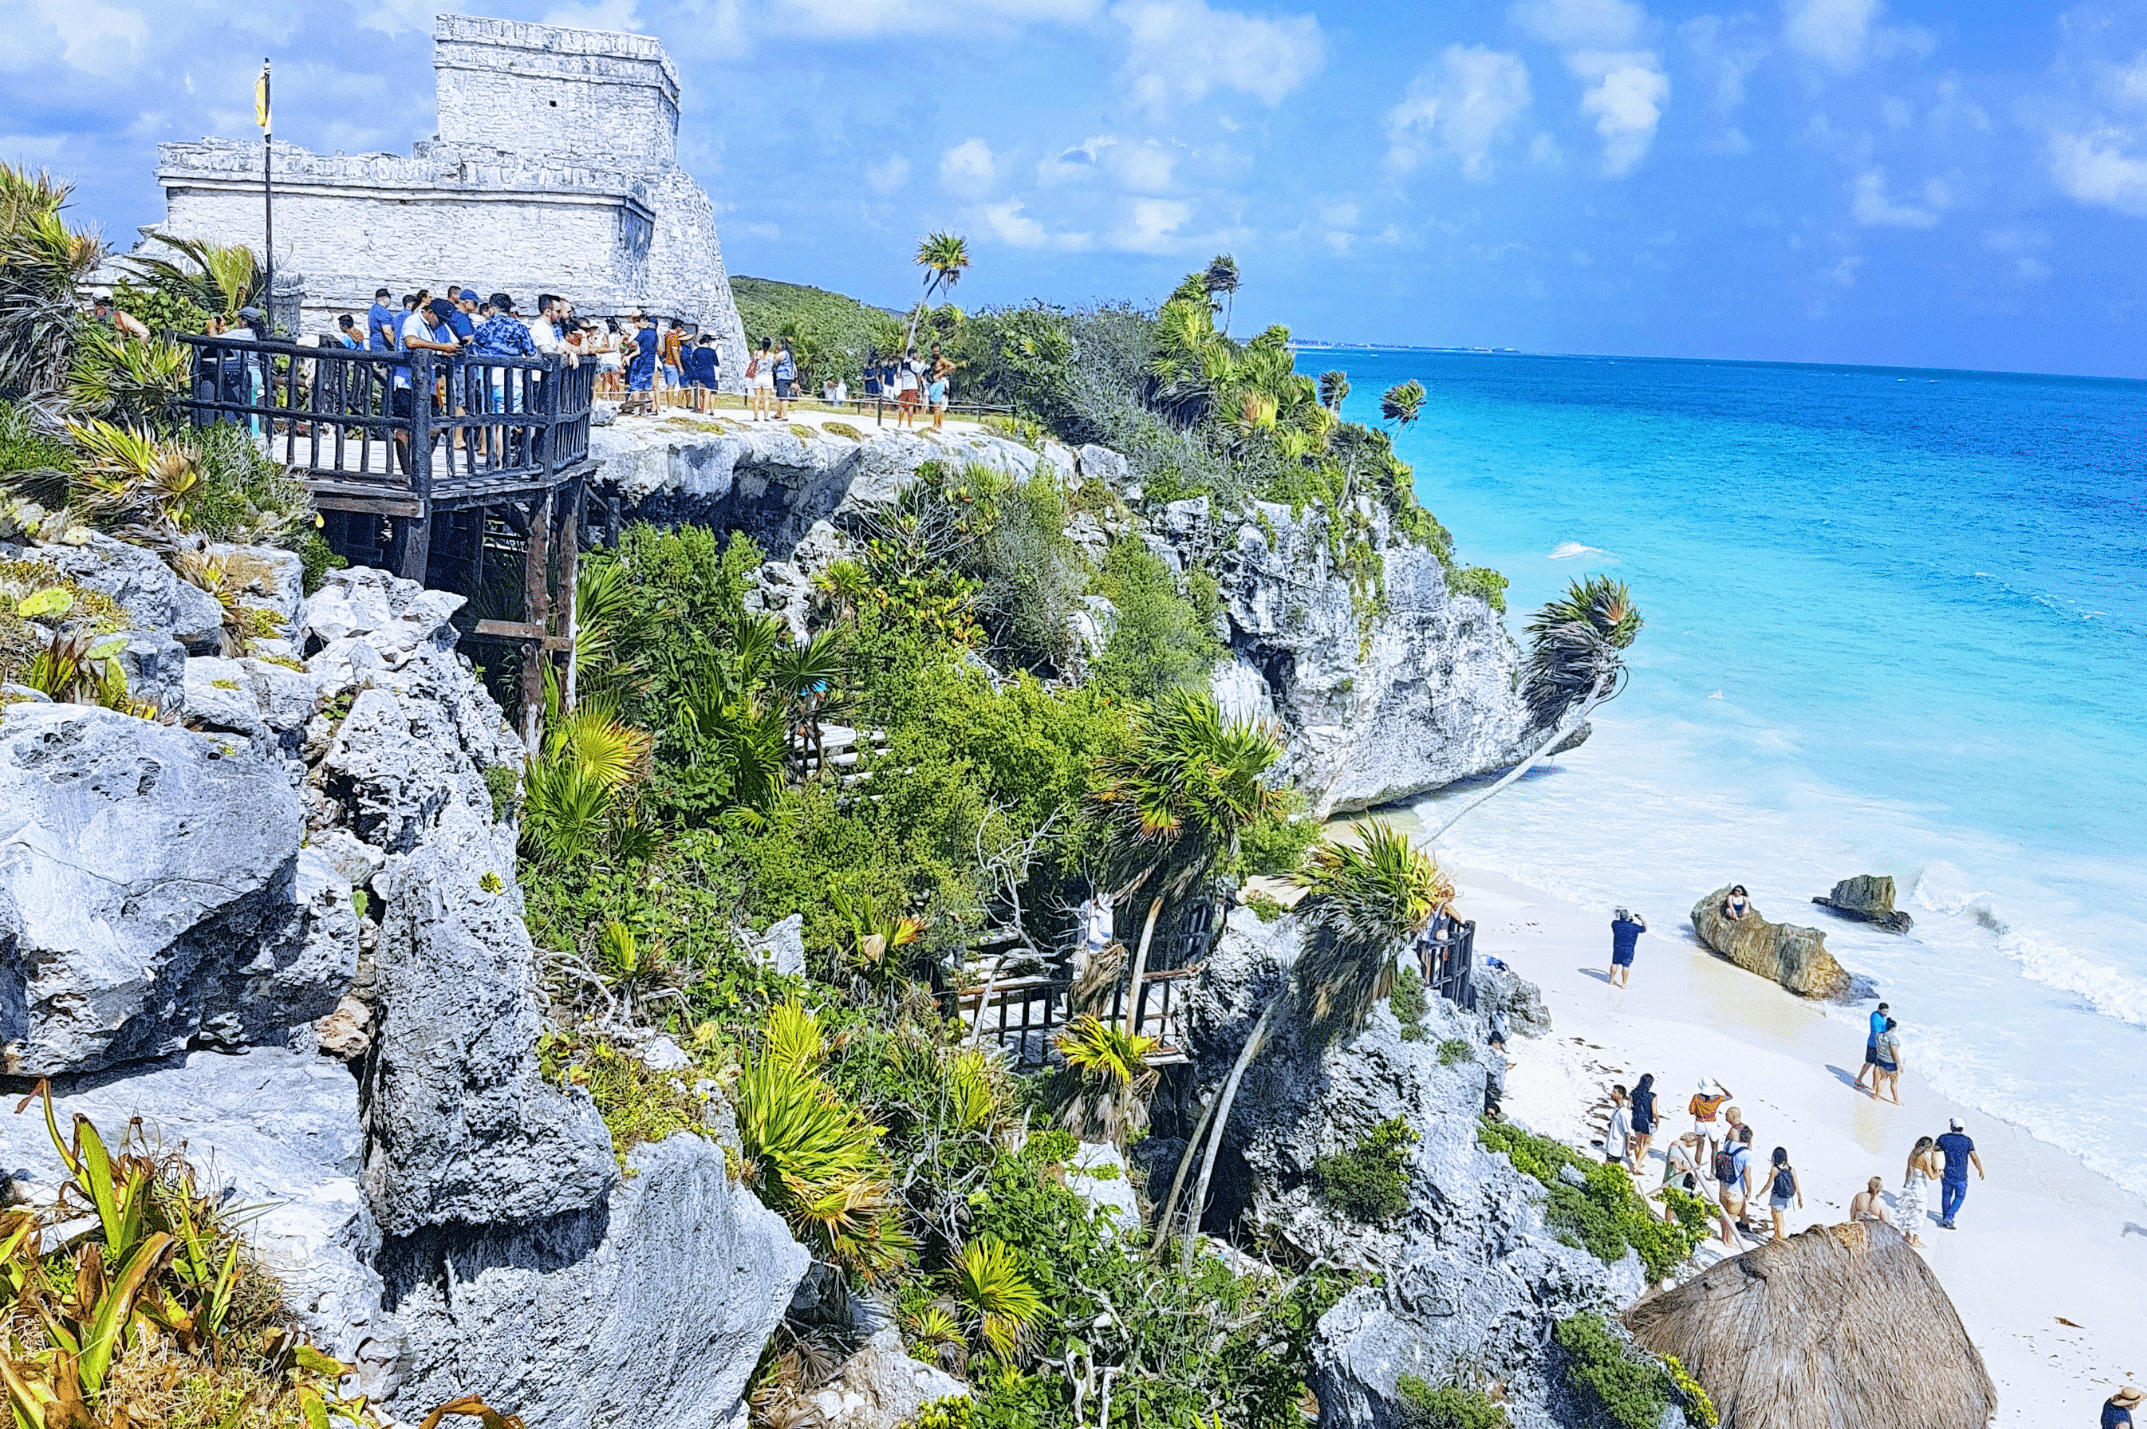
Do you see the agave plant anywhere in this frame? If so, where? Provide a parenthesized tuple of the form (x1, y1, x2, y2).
(950, 1234, 1044, 1362)
(22, 629, 140, 714)
(596, 920, 677, 1022)
(64, 323, 188, 430)
(1423, 575, 1642, 843)
(829, 886, 927, 985)
(733, 1001, 914, 1278)
(1054, 1014, 1160, 1147)
(0, 164, 103, 409)
(60, 419, 203, 533)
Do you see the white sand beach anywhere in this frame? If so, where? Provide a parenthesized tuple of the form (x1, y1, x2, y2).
(1441, 859, 2146, 1427)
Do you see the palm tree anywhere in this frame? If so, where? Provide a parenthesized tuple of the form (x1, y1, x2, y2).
(1423, 575, 1642, 843)
(1093, 689, 1284, 1037)
(769, 630, 842, 776)
(1380, 379, 1426, 430)
(1162, 821, 1449, 1266)
(1318, 370, 1351, 415)
(0, 164, 103, 409)
(1054, 1014, 1161, 1148)
(1203, 254, 1240, 335)
(905, 231, 970, 352)
(122, 234, 263, 326)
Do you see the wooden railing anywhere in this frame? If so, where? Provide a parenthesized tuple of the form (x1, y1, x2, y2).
(1426, 921, 1478, 1010)
(943, 964, 1200, 1067)
(175, 335, 595, 514)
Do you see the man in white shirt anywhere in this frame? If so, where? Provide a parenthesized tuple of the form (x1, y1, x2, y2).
(393, 306, 459, 473)
(1604, 1084, 1634, 1169)
(528, 293, 577, 366)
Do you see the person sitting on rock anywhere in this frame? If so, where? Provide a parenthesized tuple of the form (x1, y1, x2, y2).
(1723, 884, 1752, 920)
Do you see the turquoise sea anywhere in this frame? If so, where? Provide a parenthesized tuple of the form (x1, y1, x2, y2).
(1308, 349, 2147, 1198)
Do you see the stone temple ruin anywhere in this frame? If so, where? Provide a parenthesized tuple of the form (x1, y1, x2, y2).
(149, 14, 747, 383)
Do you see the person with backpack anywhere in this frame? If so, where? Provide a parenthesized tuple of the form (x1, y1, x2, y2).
(773, 340, 798, 419)
(1765, 1147, 1803, 1240)
(1714, 1126, 1755, 1246)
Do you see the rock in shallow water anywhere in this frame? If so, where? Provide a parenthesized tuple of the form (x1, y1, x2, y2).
(1691, 886, 1850, 998)
(1812, 874, 1913, 934)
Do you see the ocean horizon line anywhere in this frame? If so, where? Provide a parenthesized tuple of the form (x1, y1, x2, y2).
(1289, 341, 2147, 388)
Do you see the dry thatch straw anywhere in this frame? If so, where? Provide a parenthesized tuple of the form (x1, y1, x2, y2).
(1624, 1220, 1994, 1429)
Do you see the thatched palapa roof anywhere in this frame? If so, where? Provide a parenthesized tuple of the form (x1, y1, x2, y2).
(1624, 1221, 1994, 1429)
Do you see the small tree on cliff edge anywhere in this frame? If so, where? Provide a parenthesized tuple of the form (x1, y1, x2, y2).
(1424, 574, 1643, 843)
(1158, 819, 1450, 1265)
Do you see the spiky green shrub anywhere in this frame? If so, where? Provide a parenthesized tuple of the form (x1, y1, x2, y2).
(1053, 1014, 1159, 1147)
(1476, 1120, 1704, 1283)
(1390, 963, 1428, 1042)
(951, 1234, 1044, 1361)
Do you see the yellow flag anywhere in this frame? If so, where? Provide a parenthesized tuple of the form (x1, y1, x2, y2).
(254, 63, 270, 131)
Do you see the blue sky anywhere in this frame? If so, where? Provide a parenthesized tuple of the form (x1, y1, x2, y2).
(7, 0, 2147, 376)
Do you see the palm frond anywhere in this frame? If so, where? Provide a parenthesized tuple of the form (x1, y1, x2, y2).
(1290, 821, 1454, 1036)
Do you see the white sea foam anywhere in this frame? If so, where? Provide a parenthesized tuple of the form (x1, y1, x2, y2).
(1912, 864, 2147, 1031)
(1548, 541, 1603, 560)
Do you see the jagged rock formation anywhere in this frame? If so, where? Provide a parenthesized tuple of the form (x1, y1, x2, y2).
(0, 545, 806, 1425)
(1813, 874, 1912, 934)
(1181, 908, 1660, 1429)
(1691, 886, 1850, 999)
(587, 420, 1552, 816)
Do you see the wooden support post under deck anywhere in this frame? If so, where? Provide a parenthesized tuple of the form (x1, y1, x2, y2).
(397, 350, 437, 584)
(519, 487, 553, 750)
(559, 480, 580, 712)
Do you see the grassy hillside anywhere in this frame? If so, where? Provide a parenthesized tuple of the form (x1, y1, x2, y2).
(730, 275, 904, 385)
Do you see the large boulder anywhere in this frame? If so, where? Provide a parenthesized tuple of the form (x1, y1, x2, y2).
(0, 1047, 393, 1378)
(809, 1328, 969, 1429)
(1812, 874, 1912, 934)
(0, 704, 350, 1074)
(1200, 502, 1546, 817)
(383, 1132, 808, 1429)
(1690, 887, 1850, 999)
(1181, 908, 1640, 1429)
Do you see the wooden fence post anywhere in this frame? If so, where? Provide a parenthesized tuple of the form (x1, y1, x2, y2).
(398, 349, 436, 583)
(518, 487, 554, 751)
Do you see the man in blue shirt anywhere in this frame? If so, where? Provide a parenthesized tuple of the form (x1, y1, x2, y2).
(1608, 908, 1646, 988)
(367, 288, 398, 351)
(621, 314, 659, 415)
(1856, 1001, 1892, 1091)
(1934, 1118, 1984, 1229)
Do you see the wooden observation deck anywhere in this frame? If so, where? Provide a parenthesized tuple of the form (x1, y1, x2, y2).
(179, 335, 596, 735)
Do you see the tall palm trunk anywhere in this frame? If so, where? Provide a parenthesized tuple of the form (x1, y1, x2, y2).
(1121, 896, 1165, 1036)
(1151, 1081, 1219, 1261)
(1178, 991, 1285, 1271)
(1423, 670, 1610, 845)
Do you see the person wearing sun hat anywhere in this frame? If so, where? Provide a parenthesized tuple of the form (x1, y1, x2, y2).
(2103, 1384, 2143, 1429)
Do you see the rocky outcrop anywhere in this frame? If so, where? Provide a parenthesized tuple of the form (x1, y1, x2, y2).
(589, 417, 1071, 559)
(1179, 498, 1542, 817)
(0, 704, 345, 1074)
(589, 421, 1556, 817)
(0, 541, 808, 1429)
(1813, 874, 1912, 934)
(809, 1328, 968, 1429)
(1183, 908, 1653, 1429)
(1691, 887, 1849, 999)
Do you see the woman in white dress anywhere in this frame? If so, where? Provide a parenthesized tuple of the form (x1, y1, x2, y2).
(1897, 1135, 1937, 1246)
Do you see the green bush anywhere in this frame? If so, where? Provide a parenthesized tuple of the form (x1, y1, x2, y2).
(1089, 537, 1221, 702)
(1315, 1117, 1419, 1224)
(1553, 1313, 1670, 1429)
(1446, 565, 1509, 613)
(538, 1032, 708, 1167)
(1476, 1119, 1704, 1283)
(300, 531, 346, 594)
(1390, 964, 1428, 1042)
(1437, 1037, 1473, 1066)
(1395, 1374, 1509, 1429)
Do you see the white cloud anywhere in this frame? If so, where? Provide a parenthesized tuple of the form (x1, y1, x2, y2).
(1113, 0, 1325, 112)
(2049, 128, 2147, 216)
(1849, 168, 1941, 226)
(1511, 0, 1646, 49)
(1113, 141, 1176, 193)
(1985, 225, 2051, 282)
(773, 0, 1102, 39)
(1783, 0, 1880, 72)
(1385, 45, 1534, 181)
(866, 155, 912, 194)
(1571, 53, 1669, 175)
(979, 198, 1094, 250)
(1112, 196, 1193, 251)
(939, 138, 998, 197)
(10, 0, 149, 72)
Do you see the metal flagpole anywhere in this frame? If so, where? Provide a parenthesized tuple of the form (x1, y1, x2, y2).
(257, 59, 273, 333)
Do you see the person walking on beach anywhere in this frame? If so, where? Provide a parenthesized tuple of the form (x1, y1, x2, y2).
(1689, 1078, 1732, 1153)
(1604, 1085, 1633, 1169)
(1898, 1135, 1938, 1245)
(1855, 1002, 1892, 1091)
(1850, 1175, 1893, 1226)
(1627, 1073, 1660, 1170)
(1935, 1118, 1985, 1229)
(1608, 908, 1646, 987)
(2103, 1385, 2143, 1428)
(1714, 1126, 1755, 1245)
(1764, 1147, 1803, 1240)
(1870, 1017, 1904, 1104)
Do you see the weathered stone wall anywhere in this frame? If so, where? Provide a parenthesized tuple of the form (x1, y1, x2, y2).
(434, 15, 680, 167)
(142, 13, 747, 383)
